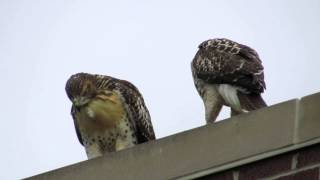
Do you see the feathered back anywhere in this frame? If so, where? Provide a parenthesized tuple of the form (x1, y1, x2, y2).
(192, 38, 266, 94)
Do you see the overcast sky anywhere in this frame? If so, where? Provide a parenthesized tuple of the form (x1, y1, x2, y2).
(1, 0, 320, 179)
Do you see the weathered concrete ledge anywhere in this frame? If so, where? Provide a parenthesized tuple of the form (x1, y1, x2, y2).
(25, 92, 320, 180)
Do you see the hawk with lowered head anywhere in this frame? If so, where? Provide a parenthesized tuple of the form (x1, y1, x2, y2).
(192, 38, 267, 123)
(65, 73, 155, 159)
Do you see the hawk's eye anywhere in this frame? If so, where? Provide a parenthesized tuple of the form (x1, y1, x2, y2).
(83, 82, 95, 96)
(81, 87, 90, 96)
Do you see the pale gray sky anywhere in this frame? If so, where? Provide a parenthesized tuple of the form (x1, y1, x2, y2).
(1, 0, 320, 179)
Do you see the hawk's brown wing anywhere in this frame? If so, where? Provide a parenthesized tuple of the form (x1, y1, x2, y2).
(94, 75, 155, 143)
(118, 80, 156, 143)
(192, 39, 266, 94)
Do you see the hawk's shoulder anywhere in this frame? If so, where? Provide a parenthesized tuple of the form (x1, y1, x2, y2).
(95, 75, 156, 142)
(192, 38, 266, 94)
(117, 79, 156, 142)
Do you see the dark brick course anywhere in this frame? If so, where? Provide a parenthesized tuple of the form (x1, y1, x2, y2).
(297, 144, 320, 168)
(237, 152, 294, 180)
(276, 168, 319, 180)
(198, 170, 233, 180)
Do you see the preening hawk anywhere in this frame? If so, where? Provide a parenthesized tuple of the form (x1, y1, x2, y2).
(65, 73, 155, 159)
(191, 38, 267, 123)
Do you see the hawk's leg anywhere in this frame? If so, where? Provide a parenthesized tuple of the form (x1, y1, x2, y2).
(230, 108, 241, 117)
(85, 143, 103, 159)
(205, 103, 223, 124)
(203, 85, 224, 123)
(115, 138, 135, 151)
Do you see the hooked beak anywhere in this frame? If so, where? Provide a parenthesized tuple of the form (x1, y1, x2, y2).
(73, 97, 90, 107)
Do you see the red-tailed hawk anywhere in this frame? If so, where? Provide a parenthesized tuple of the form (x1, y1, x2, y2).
(65, 73, 155, 159)
(191, 38, 267, 123)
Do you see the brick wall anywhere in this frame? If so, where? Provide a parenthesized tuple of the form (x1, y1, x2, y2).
(200, 143, 320, 180)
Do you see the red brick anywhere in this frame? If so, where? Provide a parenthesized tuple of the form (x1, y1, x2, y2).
(276, 168, 319, 180)
(198, 170, 233, 180)
(238, 152, 294, 180)
(297, 144, 320, 168)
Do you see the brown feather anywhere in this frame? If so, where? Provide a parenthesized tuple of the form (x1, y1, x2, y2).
(237, 92, 267, 111)
(66, 73, 155, 156)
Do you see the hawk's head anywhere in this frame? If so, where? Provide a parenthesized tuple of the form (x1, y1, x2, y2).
(66, 73, 128, 131)
(65, 73, 98, 107)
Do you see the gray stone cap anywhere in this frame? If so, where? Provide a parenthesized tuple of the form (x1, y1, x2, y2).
(26, 92, 320, 180)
